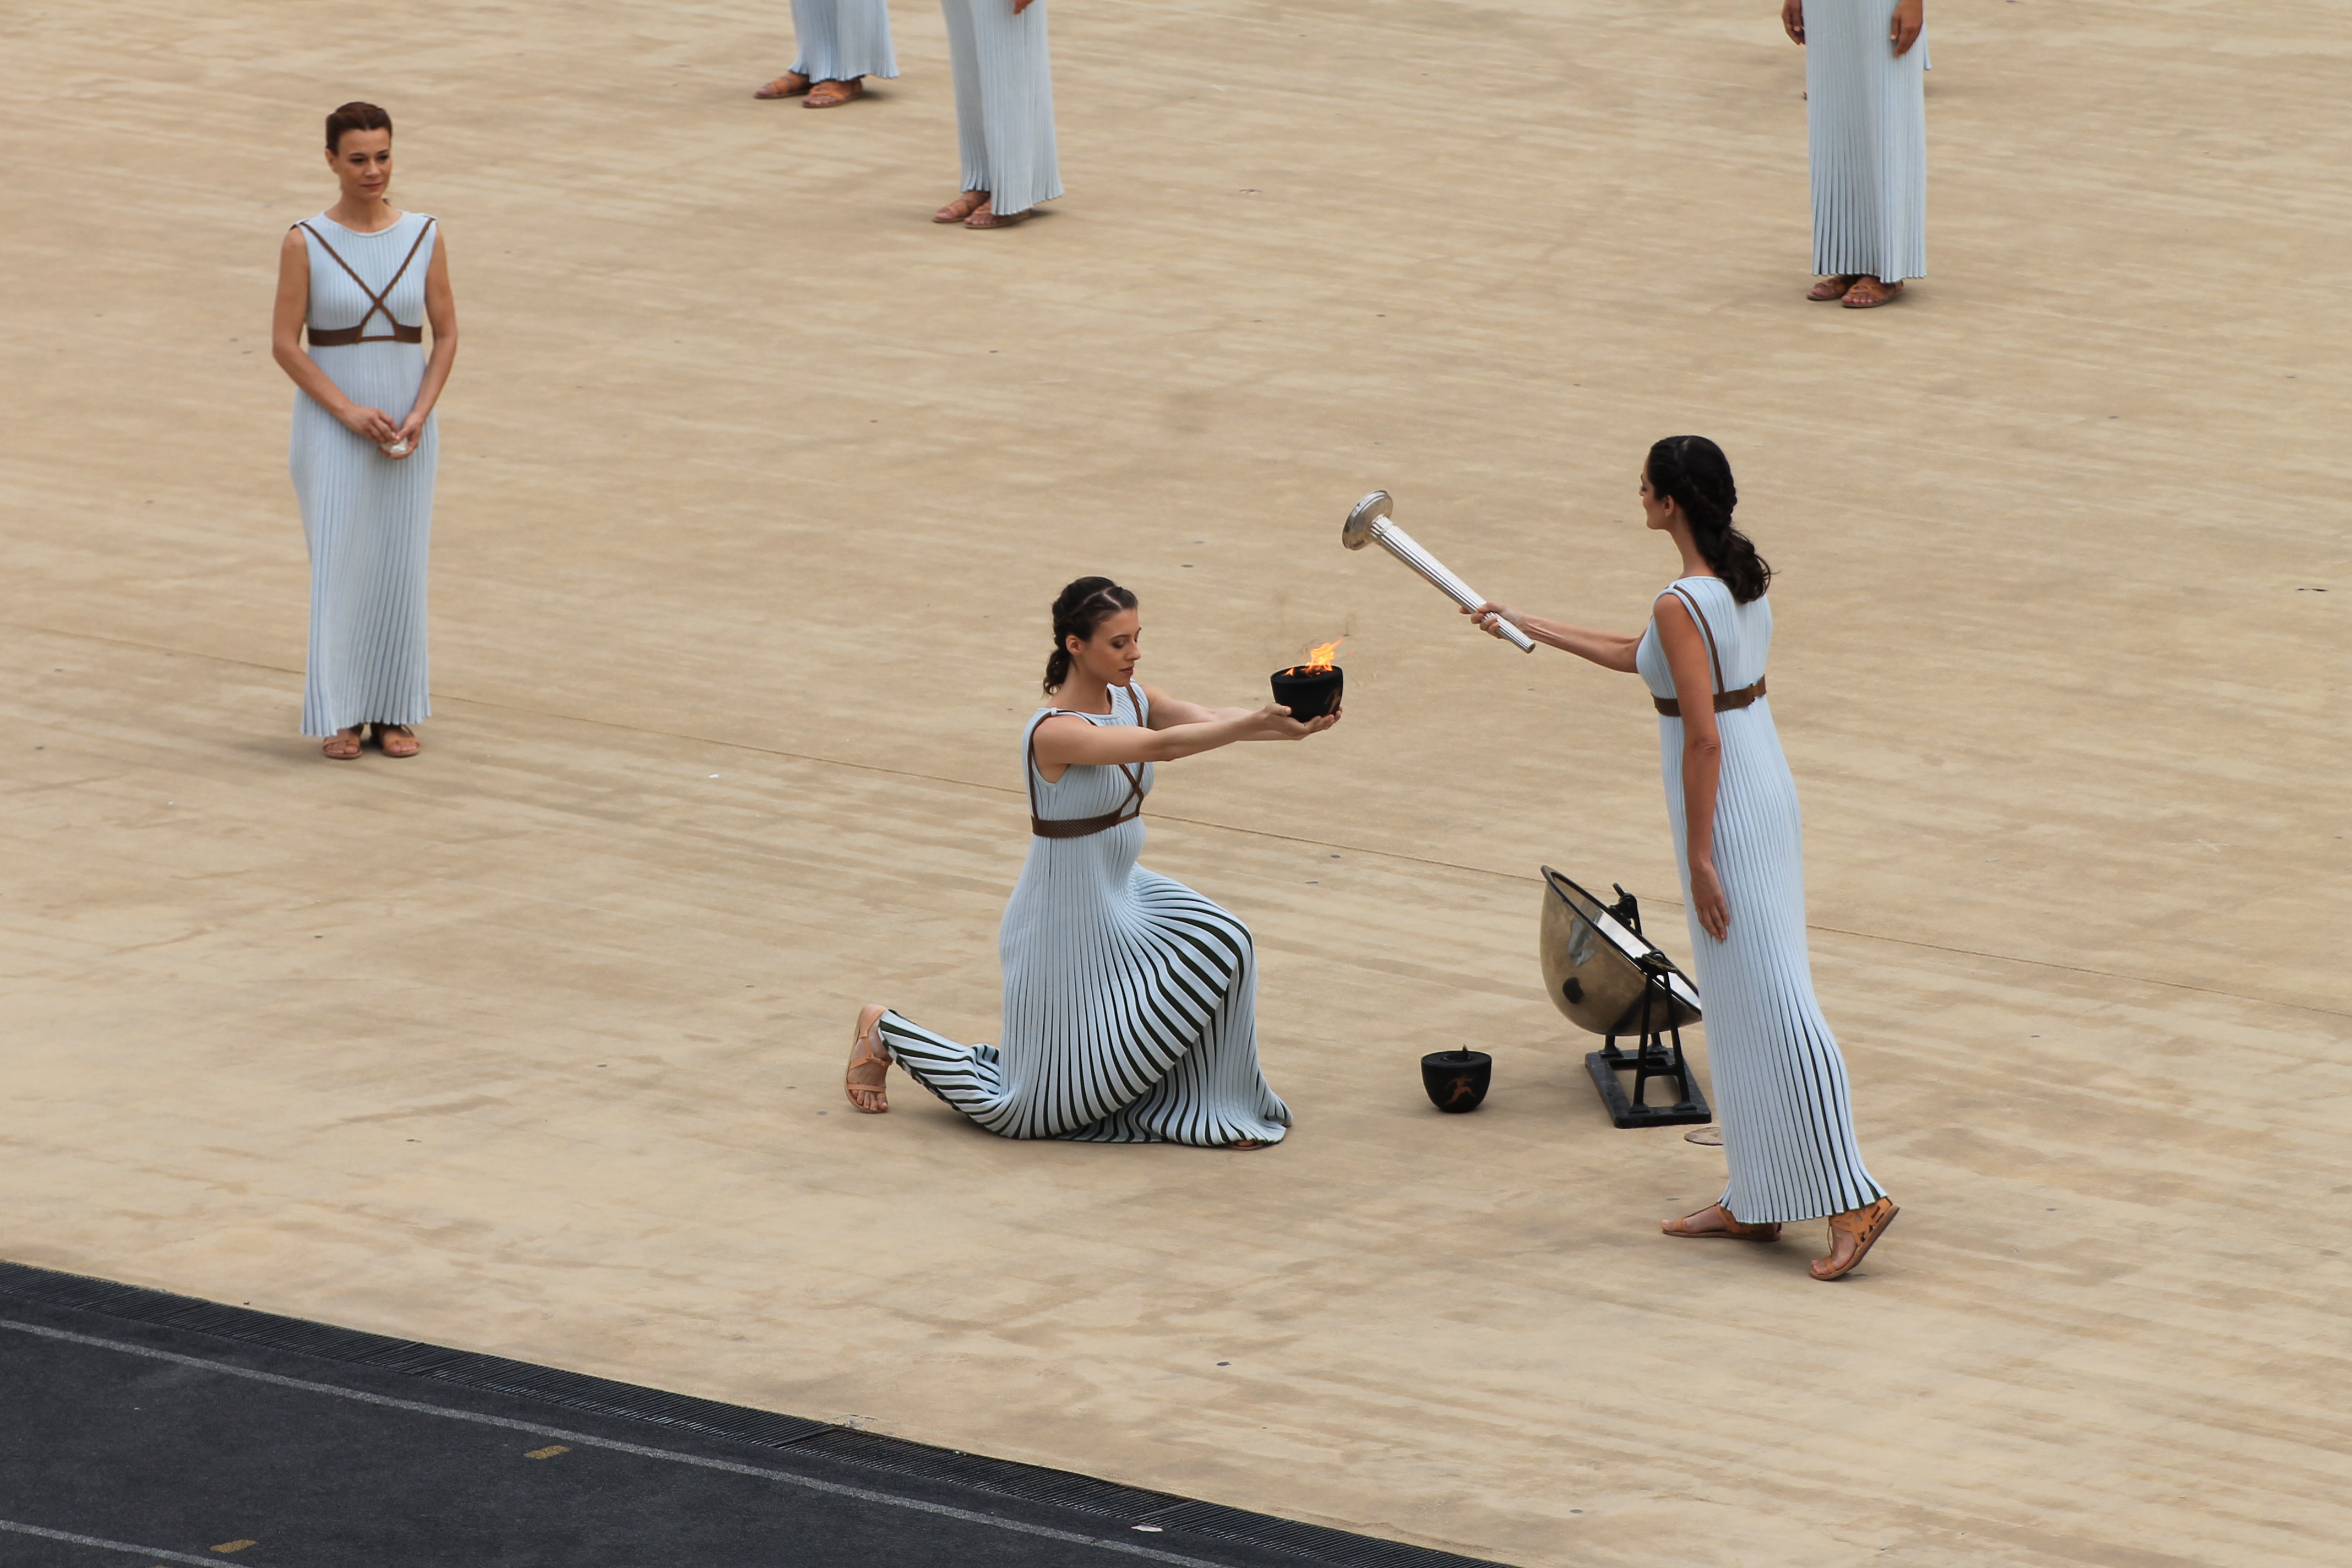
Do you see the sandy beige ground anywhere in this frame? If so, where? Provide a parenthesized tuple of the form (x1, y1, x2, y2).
(4, 1, 2349, 1564)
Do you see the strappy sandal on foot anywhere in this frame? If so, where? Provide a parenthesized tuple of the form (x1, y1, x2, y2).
(1225, 1139, 1272, 1151)
(1808, 275, 1860, 301)
(964, 202, 1031, 230)
(1811, 1196, 1899, 1280)
(804, 78, 864, 108)
(1661, 1204, 1782, 1243)
(1841, 277, 1904, 309)
(845, 1004, 891, 1113)
(322, 728, 364, 760)
(754, 72, 811, 99)
(372, 723, 420, 758)
(932, 191, 988, 224)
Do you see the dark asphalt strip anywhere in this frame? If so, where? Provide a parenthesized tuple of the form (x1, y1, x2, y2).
(0, 1315, 1242, 1567)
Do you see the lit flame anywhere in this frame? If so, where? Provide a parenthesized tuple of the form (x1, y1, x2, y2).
(1299, 638, 1344, 672)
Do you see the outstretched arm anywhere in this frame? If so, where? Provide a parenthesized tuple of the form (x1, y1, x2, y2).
(1654, 595, 1730, 941)
(1033, 702, 1335, 771)
(1136, 683, 1337, 738)
(1463, 602, 1642, 671)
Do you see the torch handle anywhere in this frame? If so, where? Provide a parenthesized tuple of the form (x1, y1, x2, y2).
(1368, 520, 1539, 653)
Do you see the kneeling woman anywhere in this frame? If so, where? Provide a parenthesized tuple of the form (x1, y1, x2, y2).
(845, 578, 1339, 1146)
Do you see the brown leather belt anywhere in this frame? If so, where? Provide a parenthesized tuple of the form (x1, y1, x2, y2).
(1654, 676, 1766, 717)
(308, 322, 424, 346)
(1031, 807, 1142, 839)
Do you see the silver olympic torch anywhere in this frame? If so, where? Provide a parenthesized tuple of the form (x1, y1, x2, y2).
(1342, 491, 1537, 654)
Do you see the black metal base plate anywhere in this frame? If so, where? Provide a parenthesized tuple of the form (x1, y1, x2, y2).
(1586, 1052, 1712, 1129)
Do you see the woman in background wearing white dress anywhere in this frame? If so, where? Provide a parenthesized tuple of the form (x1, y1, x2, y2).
(1470, 438, 1899, 1280)
(1784, 0, 1926, 308)
(843, 579, 1337, 1146)
(754, 0, 899, 108)
(270, 102, 456, 759)
(929, 0, 1060, 228)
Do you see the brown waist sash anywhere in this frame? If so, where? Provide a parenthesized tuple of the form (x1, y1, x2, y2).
(1027, 696, 1147, 839)
(1654, 676, 1766, 717)
(1652, 584, 1768, 717)
(300, 217, 434, 346)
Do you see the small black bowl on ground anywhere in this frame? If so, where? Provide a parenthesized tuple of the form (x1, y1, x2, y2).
(1420, 1048, 1492, 1113)
(1270, 665, 1343, 721)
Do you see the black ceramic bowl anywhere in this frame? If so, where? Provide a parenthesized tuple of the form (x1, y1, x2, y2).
(1270, 665, 1344, 721)
(1420, 1048, 1492, 1113)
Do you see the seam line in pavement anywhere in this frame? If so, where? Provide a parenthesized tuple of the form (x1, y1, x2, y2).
(8, 617, 2338, 1021)
(0, 1317, 1232, 1568)
(0, 1517, 231, 1567)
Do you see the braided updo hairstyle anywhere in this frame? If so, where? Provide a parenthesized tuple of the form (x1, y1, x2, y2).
(1645, 435, 1772, 603)
(1043, 576, 1139, 693)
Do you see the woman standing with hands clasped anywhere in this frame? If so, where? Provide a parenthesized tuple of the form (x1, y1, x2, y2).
(1468, 438, 1898, 1280)
(843, 578, 1336, 1147)
(270, 101, 456, 759)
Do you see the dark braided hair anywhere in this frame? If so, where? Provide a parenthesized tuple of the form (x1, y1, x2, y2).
(1645, 435, 1772, 603)
(1043, 576, 1139, 693)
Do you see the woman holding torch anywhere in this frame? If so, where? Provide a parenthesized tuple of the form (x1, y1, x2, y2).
(1468, 438, 1898, 1280)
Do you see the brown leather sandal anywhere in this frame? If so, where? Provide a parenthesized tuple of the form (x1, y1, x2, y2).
(1811, 1196, 1899, 1280)
(1661, 1203, 1782, 1242)
(963, 200, 1031, 230)
(754, 72, 811, 99)
(1808, 275, 1860, 301)
(322, 727, 364, 760)
(1841, 277, 1905, 309)
(372, 723, 420, 758)
(932, 190, 988, 224)
(804, 78, 864, 108)
(845, 1004, 891, 1113)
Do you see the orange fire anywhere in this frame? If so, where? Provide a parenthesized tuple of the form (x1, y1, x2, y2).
(1299, 638, 1345, 672)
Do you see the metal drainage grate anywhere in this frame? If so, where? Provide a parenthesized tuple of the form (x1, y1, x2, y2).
(0, 1260, 1509, 1568)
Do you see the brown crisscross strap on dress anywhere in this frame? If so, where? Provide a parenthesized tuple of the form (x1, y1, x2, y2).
(298, 217, 435, 346)
(1653, 584, 1767, 716)
(1027, 712, 1145, 837)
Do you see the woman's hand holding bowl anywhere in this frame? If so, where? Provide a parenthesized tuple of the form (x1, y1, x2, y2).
(1257, 702, 1340, 739)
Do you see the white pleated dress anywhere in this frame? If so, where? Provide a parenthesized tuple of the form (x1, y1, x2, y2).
(1638, 578, 1885, 1223)
(940, 0, 1061, 216)
(289, 211, 437, 737)
(875, 684, 1291, 1145)
(1806, 0, 1927, 282)
(791, 0, 898, 81)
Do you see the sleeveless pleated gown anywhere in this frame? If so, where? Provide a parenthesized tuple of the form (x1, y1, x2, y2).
(875, 684, 1291, 1145)
(288, 210, 437, 737)
(1638, 578, 1885, 1223)
(1805, 0, 1927, 282)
